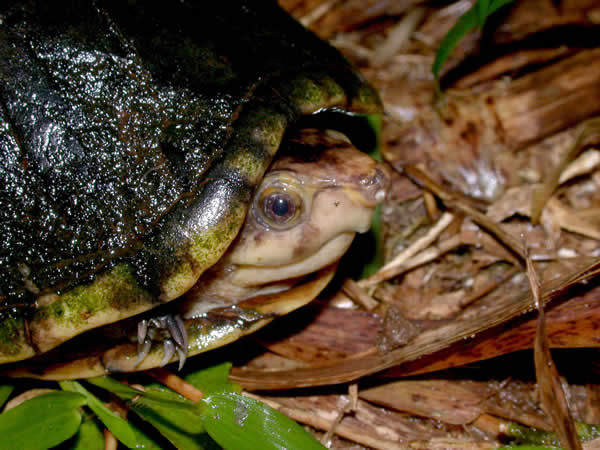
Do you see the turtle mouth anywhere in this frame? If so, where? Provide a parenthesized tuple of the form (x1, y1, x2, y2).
(230, 232, 355, 287)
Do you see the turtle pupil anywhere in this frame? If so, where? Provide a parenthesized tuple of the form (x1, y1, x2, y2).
(272, 197, 289, 217)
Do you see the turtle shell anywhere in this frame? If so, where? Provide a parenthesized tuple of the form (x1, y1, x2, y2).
(0, 0, 381, 363)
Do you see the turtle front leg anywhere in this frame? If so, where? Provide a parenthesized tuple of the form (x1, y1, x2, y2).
(136, 314, 189, 370)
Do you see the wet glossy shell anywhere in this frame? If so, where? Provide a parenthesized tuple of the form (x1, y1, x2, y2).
(0, 0, 381, 362)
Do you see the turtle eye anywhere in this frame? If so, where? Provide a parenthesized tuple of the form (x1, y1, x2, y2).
(264, 193, 295, 222)
(255, 184, 303, 230)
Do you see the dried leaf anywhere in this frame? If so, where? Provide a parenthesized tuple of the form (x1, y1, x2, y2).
(232, 259, 600, 390)
(360, 380, 482, 425)
(531, 117, 600, 224)
(527, 254, 582, 450)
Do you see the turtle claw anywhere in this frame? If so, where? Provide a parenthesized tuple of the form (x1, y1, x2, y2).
(161, 340, 176, 367)
(176, 346, 187, 371)
(137, 319, 149, 346)
(167, 315, 188, 351)
(135, 338, 153, 366)
(135, 314, 189, 370)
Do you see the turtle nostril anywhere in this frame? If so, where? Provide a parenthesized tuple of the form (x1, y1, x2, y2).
(374, 167, 391, 192)
(358, 166, 390, 206)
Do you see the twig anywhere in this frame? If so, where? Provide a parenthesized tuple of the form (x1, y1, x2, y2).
(243, 392, 407, 450)
(342, 279, 379, 310)
(458, 266, 520, 309)
(147, 368, 204, 402)
(366, 233, 463, 287)
(371, 7, 426, 67)
(349, 383, 358, 412)
(104, 429, 118, 450)
(405, 165, 526, 261)
(359, 212, 456, 287)
(299, 0, 340, 27)
(321, 397, 352, 448)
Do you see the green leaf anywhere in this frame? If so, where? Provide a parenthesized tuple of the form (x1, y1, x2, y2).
(60, 381, 160, 449)
(365, 113, 382, 162)
(87, 377, 199, 412)
(184, 362, 240, 395)
(69, 417, 105, 450)
(358, 204, 384, 278)
(86, 376, 141, 400)
(135, 404, 217, 448)
(475, 0, 490, 27)
(201, 392, 325, 450)
(432, 6, 478, 82)
(489, 0, 517, 13)
(0, 391, 86, 450)
(0, 385, 14, 408)
(432, 0, 515, 81)
(88, 377, 217, 450)
(130, 395, 216, 450)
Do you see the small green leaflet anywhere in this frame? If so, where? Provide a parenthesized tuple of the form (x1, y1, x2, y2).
(0, 385, 14, 409)
(365, 113, 382, 162)
(60, 380, 160, 449)
(69, 417, 105, 450)
(87, 376, 199, 411)
(359, 203, 384, 278)
(432, 0, 516, 82)
(184, 361, 241, 395)
(475, 0, 490, 27)
(0, 391, 86, 450)
(88, 376, 214, 450)
(200, 392, 325, 450)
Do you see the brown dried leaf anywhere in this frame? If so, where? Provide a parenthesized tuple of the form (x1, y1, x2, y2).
(250, 392, 446, 448)
(584, 437, 600, 450)
(531, 117, 600, 224)
(258, 304, 381, 364)
(527, 254, 582, 450)
(546, 198, 600, 241)
(584, 385, 600, 425)
(360, 380, 483, 425)
(232, 258, 600, 390)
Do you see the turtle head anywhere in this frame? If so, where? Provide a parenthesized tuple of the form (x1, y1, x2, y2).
(223, 129, 389, 289)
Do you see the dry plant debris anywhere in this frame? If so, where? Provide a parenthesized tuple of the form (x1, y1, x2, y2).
(226, 0, 600, 448)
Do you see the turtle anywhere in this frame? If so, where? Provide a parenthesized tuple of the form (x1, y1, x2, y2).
(0, 0, 388, 379)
